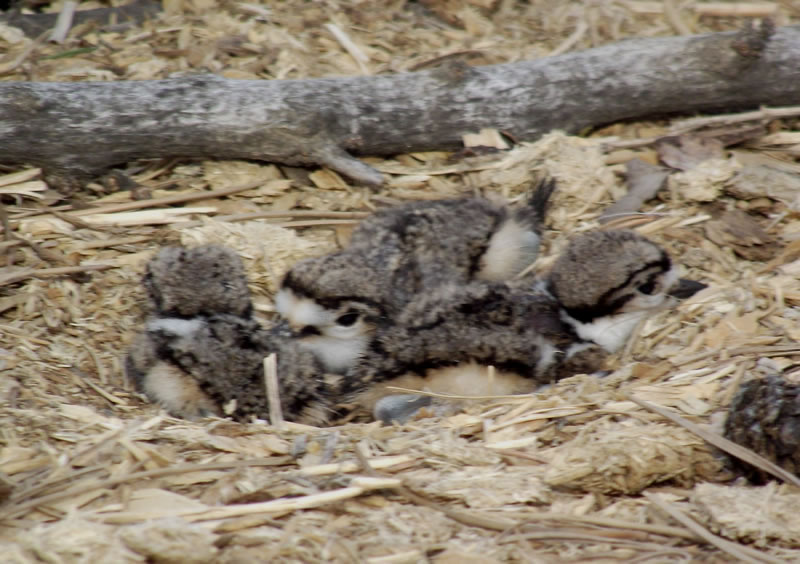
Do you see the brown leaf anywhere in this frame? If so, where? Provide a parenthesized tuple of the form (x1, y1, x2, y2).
(759, 239, 800, 273)
(598, 158, 669, 222)
(704, 208, 777, 260)
(656, 135, 725, 171)
(725, 164, 800, 210)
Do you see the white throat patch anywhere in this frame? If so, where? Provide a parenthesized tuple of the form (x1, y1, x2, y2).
(275, 287, 371, 373)
(298, 334, 369, 373)
(561, 309, 649, 353)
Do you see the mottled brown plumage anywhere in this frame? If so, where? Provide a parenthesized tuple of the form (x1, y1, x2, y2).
(142, 244, 252, 318)
(276, 178, 556, 373)
(723, 374, 800, 483)
(128, 230, 704, 427)
(127, 245, 335, 424)
(343, 229, 704, 422)
(128, 315, 334, 424)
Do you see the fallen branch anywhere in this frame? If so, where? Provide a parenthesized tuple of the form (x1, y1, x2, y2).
(0, 22, 797, 191)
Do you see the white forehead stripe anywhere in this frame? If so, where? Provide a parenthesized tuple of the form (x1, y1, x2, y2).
(274, 288, 331, 326)
(147, 317, 204, 337)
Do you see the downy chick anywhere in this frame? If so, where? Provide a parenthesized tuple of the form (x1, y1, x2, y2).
(338, 230, 705, 422)
(275, 178, 556, 373)
(127, 244, 334, 424)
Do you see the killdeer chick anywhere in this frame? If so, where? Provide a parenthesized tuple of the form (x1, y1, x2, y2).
(127, 245, 334, 424)
(275, 178, 556, 373)
(341, 229, 706, 423)
(141, 244, 253, 319)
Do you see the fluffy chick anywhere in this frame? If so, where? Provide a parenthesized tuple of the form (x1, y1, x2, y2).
(341, 229, 705, 422)
(142, 244, 252, 318)
(129, 315, 335, 424)
(275, 178, 555, 373)
(127, 244, 334, 424)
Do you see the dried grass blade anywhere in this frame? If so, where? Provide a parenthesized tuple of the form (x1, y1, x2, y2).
(644, 492, 785, 564)
(629, 395, 800, 487)
(49, 0, 77, 43)
(68, 180, 266, 217)
(263, 353, 283, 429)
(185, 477, 400, 522)
(0, 457, 292, 522)
(0, 264, 114, 287)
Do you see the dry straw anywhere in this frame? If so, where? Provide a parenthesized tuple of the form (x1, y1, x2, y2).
(2, 1, 800, 561)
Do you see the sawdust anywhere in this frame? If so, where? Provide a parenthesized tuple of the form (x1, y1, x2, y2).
(2, 1, 800, 562)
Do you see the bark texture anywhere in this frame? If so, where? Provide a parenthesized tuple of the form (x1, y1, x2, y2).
(0, 22, 797, 190)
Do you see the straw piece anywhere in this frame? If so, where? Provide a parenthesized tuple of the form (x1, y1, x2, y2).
(644, 492, 783, 564)
(68, 181, 266, 217)
(325, 22, 370, 74)
(186, 477, 401, 522)
(0, 264, 114, 286)
(629, 395, 800, 487)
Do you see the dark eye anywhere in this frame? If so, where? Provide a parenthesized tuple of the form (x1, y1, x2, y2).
(336, 312, 360, 326)
(638, 280, 656, 295)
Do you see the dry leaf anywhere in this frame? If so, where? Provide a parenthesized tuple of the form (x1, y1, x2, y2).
(657, 135, 725, 171)
(598, 158, 669, 222)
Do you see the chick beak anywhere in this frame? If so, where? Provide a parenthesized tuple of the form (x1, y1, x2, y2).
(668, 279, 707, 300)
(293, 324, 322, 338)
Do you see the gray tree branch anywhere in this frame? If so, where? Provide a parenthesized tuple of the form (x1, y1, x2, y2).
(0, 21, 796, 191)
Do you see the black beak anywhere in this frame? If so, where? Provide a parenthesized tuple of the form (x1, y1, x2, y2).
(669, 279, 707, 299)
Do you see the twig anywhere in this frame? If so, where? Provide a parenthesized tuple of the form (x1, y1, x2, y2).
(215, 210, 369, 222)
(72, 369, 126, 405)
(694, 2, 778, 17)
(407, 50, 486, 71)
(353, 445, 517, 532)
(2, 233, 70, 265)
(0, 202, 13, 245)
(325, 22, 370, 74)
(67, 180, 266, 217)
(0, 168, 42, 188)
(644, 492, 785, 564)
(663, 0, 693, 36)
(0, 31, 49, 76)
(628, 394, 800, 487)
(78, 206, 217, 226)
(623, 1, 777, 17)
(176, 213, 366, 230)
(500, 528, 686, 551)
(1, 457, 294, 521)
(510, 512, 701, 542)
(384, 385, 535, 401)
(300, 455, 415, 478)
(6, 182, 269, 234)
(77, 235, 153, 250)
(51, 210, 110, 231)
(549, 20, 588, 57)
(274, 219, 361, 229)
(263, 353, 283, 430)
(183, 476, 401, 523)
(0, 323, 51, 344)
(49, 1, 78, 43)
(0, 263, 114, 287)
(604, 105, 800, 150)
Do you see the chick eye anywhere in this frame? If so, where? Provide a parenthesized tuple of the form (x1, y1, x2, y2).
(638, 280, 656, 295)
(336, 312, 360, 326)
